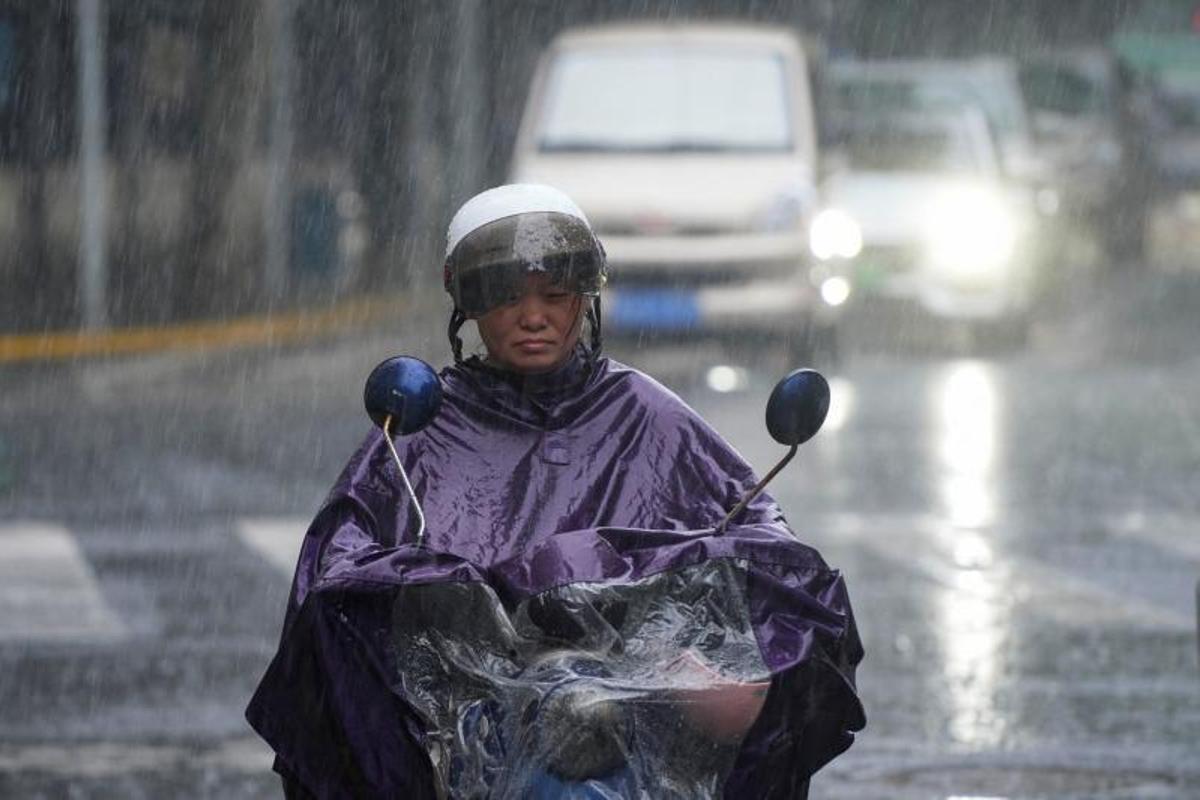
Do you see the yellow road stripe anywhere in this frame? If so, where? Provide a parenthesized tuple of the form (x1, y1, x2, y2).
(0, 294, 405, 363)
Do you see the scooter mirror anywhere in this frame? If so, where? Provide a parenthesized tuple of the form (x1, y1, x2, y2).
(364, 356, 443, 435)
(719, 367, 830, 533)
(765, 368, 830, 447)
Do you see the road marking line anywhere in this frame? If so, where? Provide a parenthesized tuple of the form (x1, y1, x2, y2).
(236, 517, 308, 576)
(0, 522, 126, 642)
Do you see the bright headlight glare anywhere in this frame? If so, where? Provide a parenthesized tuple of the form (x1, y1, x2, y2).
(924, 189, 1017, 275)
(810, 208, 863, 261)
(821, 276, 852, 307)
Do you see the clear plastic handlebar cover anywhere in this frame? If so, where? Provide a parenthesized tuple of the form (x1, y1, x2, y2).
(389, 559, 770, 799)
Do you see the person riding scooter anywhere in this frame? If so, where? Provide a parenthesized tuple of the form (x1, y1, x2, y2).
(247, 184, 865, 799)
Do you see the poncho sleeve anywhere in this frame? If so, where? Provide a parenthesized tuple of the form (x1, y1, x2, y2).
(257, 431, 450, 798)
(278, 430, 407, 633)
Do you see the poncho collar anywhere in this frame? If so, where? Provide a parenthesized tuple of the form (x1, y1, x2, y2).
(449, 347, 599, 426)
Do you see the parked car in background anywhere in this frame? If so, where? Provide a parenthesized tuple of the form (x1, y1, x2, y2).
(1146, 72, 1200, 191)
(510, 23, 848, 360)
(1018, 50, 1124, 217)
(814, 108, 1040, 342)
(1112, 0, 1200, 194)
(1017, 47, 1155, 262)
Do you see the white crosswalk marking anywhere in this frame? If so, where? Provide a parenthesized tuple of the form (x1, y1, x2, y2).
(0, 522, 126, 642)
(236, 516, 308, 576)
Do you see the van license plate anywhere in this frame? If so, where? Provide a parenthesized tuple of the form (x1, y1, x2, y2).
(608, 289, 700, 330)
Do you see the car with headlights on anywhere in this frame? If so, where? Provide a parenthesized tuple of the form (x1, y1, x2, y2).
(509, 23, 848, 359)
(813, 108, 1039, 340)
(823, 57, 1052, 193)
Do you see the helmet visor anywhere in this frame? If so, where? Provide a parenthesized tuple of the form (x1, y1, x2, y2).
(446, 212, 606, 316)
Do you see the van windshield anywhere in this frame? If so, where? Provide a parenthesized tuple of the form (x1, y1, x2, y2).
(538, 46, 793, 153)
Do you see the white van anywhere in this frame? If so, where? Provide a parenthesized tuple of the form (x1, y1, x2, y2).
(509, 23, 847, 355)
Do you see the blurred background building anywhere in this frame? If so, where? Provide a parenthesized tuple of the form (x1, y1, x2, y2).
(0, 0, 1194, 333)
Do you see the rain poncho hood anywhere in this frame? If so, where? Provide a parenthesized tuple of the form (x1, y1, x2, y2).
(246, 352, 864, 799)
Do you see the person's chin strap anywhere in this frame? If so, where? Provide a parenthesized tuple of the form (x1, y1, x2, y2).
(586, 295, 602, 358)
(448, 308, 467, 364)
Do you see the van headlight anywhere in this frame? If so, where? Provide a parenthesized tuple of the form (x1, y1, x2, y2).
(809, 208, 863, 260)
(923, 188, 1017, 277)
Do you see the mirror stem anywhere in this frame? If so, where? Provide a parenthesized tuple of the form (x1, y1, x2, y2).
(383, 414, 426, 544)
(718, 444, 798, 533)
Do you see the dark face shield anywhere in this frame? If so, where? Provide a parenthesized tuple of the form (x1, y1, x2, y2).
(445, 212, 607, 317)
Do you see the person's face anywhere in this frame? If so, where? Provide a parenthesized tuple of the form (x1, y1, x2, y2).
(474, 273, 585, 374)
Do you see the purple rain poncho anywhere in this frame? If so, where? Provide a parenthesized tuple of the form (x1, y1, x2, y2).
(247, 352, 864, 799)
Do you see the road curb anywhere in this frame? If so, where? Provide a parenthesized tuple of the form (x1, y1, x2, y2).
(0, 293, 409, 364)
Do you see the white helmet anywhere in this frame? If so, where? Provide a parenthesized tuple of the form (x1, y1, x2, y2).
(444, 184, 606, 317)
(443, 185, 607, 362)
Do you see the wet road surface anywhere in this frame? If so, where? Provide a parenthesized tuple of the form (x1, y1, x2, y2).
(1, 268, 1198, 798)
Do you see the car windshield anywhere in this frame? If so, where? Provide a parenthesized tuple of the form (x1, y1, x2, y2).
(842, 124, 984, 172)
(538, 45, 793, 153)
(832, 69, 1028, 144)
